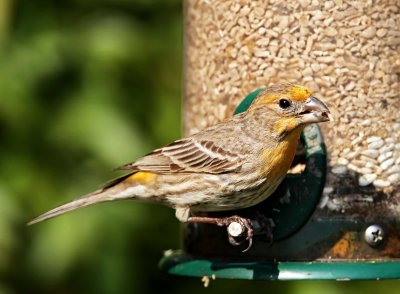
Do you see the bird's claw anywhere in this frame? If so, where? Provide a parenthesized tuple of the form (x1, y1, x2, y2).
(224, 214, 275, 251)
(223, 216, 254, 252)
(186, 213, 274, 252)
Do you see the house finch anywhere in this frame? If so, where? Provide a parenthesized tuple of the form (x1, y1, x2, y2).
(29, 83, 330, 248)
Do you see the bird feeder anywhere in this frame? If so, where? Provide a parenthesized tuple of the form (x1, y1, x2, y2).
(160, 0, 400, 280)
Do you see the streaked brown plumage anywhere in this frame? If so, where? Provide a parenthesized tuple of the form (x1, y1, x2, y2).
(29, 83, 330, 226)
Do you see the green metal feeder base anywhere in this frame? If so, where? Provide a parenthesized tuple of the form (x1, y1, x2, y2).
(160, 251, 400, 280)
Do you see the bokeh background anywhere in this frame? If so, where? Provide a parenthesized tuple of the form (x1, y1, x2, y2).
(0, 0, 399, 293)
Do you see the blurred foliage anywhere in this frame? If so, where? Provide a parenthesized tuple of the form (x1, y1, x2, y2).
(0, 0, 399, 293)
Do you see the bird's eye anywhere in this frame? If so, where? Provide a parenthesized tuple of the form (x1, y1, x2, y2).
(278, 98, 291, 109)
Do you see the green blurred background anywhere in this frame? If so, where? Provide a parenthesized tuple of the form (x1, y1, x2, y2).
(0, 0, 398, 293)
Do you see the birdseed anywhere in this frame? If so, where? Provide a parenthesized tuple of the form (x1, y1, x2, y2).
(183, 0, 399, 191)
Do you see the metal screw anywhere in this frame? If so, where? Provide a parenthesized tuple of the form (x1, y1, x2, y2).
(364, 224, 385, 247)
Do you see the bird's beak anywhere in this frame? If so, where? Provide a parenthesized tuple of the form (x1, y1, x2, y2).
(299, 96, 330, 124)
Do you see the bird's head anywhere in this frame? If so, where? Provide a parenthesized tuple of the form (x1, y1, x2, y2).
(247, 83, 330, 137)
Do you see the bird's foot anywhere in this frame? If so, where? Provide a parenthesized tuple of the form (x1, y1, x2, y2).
(187, 213, 275, 252)
(224, 216, 254, 251)
(223, 213, 275, 251)
(187, 215, 255, 252)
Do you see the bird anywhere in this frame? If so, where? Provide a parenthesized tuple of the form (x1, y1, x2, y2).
(29, 83, 330, 248)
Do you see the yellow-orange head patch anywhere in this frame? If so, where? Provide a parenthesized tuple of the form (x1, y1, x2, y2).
(286, 85, 312, 102)
(252, 83, 313, 107)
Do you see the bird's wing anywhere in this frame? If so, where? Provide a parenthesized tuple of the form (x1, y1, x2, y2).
(115, 138, 243, 174)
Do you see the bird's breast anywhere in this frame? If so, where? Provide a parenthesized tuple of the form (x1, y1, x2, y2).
(259, 128, 302, 184)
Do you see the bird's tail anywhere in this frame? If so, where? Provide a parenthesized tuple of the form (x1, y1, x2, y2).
(28, 173, 134, 225)
(28, 190, 114, 225)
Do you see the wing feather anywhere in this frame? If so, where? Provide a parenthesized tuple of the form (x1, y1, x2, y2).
(115, 138, 242, 174)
